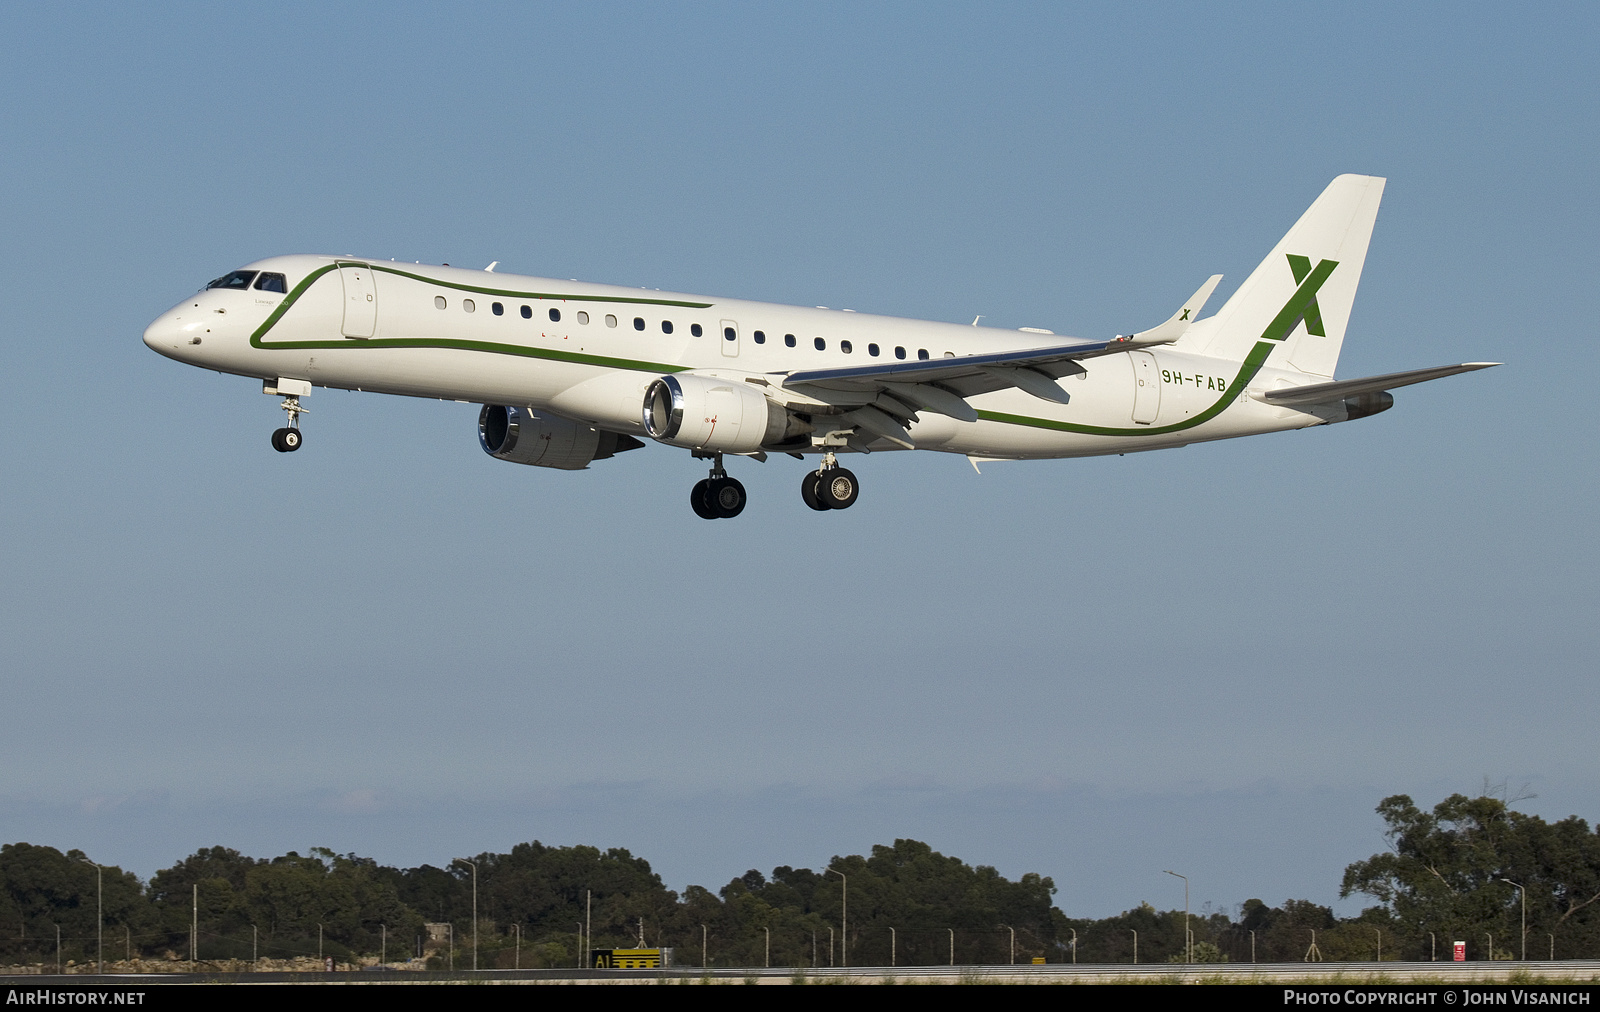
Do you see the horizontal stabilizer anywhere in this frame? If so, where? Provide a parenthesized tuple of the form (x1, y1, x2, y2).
(1258, 362, 1501, 405)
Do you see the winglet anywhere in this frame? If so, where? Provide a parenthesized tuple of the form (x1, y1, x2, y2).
(1113, 274, 1223, 348)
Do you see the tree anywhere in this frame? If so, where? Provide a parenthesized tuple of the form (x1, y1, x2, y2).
(1342, 793, 1600, 959)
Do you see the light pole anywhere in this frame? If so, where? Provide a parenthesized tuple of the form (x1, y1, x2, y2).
(453, 858, 478, 971)
(889, 927, 896, 967)
(382, 923, 387, 966)
(1131, 928, 1138, 964)
(948, 927, 954, 966)
(1070, 927, 1077, 964)
(825, 867, 847, 968)
(252, 925, 257, 967)
(1002, 924, 1014, 964)
(763, 926, 769, 968)
(79, 859, 102, 974)
(701, 923, 708, 968)
(1163, 870, 1190, 963)
(1500, 878, 1527, 960)
(512, 924, 519, 970)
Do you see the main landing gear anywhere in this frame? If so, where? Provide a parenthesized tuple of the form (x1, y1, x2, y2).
(270, 396, 306, 453)
(690, 452, 747, 520)
(801, 453, 859, 511)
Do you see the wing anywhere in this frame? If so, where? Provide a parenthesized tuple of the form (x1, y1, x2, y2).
(780, 277, 1224, 447)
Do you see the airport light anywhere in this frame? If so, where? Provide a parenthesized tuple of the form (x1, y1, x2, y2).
(453, 858, 478, 971)
(79, 859, 101, 974)
(1500, 878, 1526, 960)
(825, 867, 847, 967)
(1163, 870, 1191, 963)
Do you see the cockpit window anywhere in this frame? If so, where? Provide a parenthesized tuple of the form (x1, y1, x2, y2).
(206, 270, 258, 290)
(253, 273, 288, 293)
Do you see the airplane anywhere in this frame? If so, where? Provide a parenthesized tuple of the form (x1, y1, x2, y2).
(143, 174, 1497, 518)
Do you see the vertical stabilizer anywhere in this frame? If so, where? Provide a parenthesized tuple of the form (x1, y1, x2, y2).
(1177, 175, 1385, 377)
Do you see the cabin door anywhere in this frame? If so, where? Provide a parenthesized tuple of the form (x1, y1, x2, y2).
(1131, 350, 1161, 424)
(720, 319, 740, 358)
(339, 263, 378, 339)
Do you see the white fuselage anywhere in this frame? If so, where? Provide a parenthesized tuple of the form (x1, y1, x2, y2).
(143, 255, 1333, 460)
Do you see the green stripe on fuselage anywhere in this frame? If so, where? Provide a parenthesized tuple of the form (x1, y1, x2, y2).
(249, 263, 693, 374)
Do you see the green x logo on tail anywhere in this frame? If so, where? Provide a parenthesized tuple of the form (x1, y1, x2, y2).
(1264, 254, 1338, 341)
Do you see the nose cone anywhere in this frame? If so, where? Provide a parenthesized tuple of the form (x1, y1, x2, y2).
(143, 305, 196, 360)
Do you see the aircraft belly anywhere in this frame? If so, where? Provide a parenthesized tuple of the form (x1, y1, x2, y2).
(302, 347, 590, 405)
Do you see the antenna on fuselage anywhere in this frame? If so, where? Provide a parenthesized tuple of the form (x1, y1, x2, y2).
(972, 315, 983, 326)
(484, 261, 498, 272)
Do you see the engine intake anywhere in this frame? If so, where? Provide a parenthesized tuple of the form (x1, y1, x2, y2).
(643, 374, 799, 453)
(479, 405, 642, 470)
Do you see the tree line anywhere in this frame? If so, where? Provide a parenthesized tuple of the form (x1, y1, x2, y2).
(3, 791, 1596, 968)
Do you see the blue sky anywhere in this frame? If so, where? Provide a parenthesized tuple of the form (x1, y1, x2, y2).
(1, 3, 1595, 920)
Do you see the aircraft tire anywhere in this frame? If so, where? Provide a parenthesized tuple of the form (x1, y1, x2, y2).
(282, 428, 302, 451)
(820, 468, 859, 509)
(707, 476, 746, 518)
(801, 472, 829, 512)
(690, 479, 717, 519)
(271, 428, 288, 452)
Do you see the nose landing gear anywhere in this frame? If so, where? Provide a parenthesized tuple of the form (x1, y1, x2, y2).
(270, 395, 306, 453)
(690, 452, 746, 519)
(802, 452, 859, 511)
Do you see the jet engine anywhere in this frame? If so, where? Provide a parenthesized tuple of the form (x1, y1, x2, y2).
(642, 374, 803, 453)
(478, 405, 643, 470)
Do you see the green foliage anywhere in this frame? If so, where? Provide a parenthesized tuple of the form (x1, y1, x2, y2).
(1341, 793, 1600, 959)
(4, 791, 1597, 969)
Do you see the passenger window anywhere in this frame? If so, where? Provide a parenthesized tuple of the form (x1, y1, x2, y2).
(662, 321, 673, 334)
(785, 334, 796, 347)
(549, 308, 561, 322)
(605, 314, 618, 328)
(577, 311, 589, 325)
(944, 351, 956, 358)
(521, 305, 532, 318)
(492, 302, 504, 316)
(634, 317, 645, 330)
(895, 346, 906, 359)
(253, 273, 288, 293)
(464, 299, 476, 313)
(753, 330, 765, 344)
(868, 343, 879, 357)
(691, 324, 703, 337)
(435, 296, 448, 310)
(840, 340, 853, 354)
(724, 327, 737, 342)
(206, 270, 257, 290)
(917, 349, 928, 360)
(814, 338, 825, 351)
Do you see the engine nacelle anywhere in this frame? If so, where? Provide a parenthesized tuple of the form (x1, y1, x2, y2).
(643, 374, 793, 453)
(479, 405, 643, 470)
